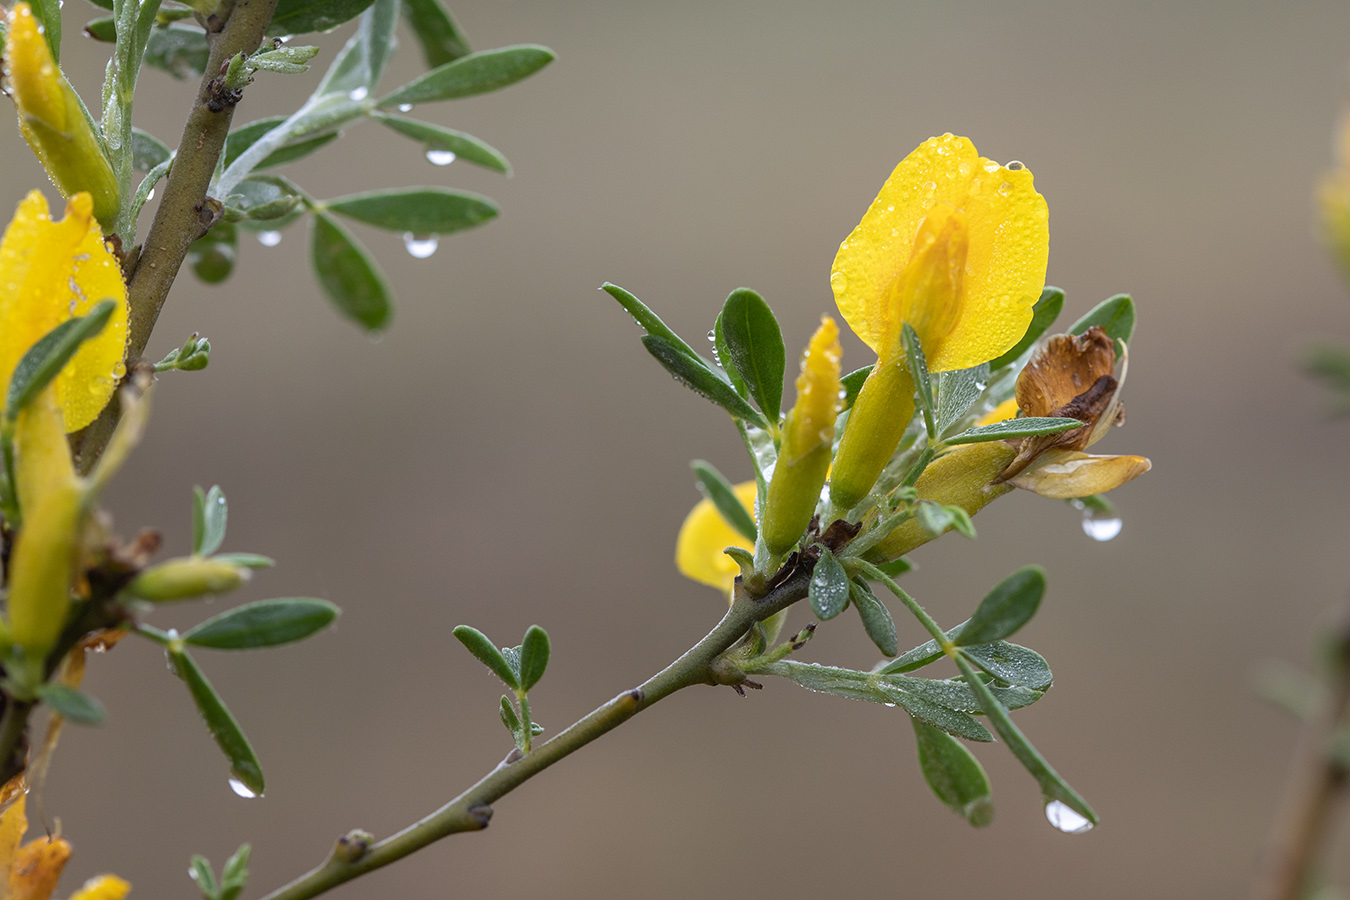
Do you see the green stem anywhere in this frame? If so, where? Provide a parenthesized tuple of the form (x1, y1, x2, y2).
(517, 693, 533, 754)
(258, 570, 811, 900)
(852, 560, 948, 646)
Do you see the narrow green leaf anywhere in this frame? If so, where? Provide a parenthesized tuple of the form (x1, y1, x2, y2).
(955, 566, 1045, 646)
(224, 116, 338, 170)
(887, 687, 994, 742)
(601, 284, 698, 352)
(84, 16, 117, 41)
(34, 683, 105, 725)
(840, 365, 872, 412)
(912, 720, 994, 826)
(378, 44, 555, 108)
(370, 112, 510, 173)
(915, 501, 957, 539)
(400, 0, 472, 67)
(500, 696, 524, 747)
(131, 127, 171, 172)
(951, 651, 1096, 828)
(5, 300, 115, 420)
(850, 576, 898, 657)
(935, 364, 988, 438)
(183, 598, 339, 650)
(266, 0, 377, 36)
(883, 672, 1043, 712)
(189, 855, 219, 900)
(143, 23, 209, 80)
(690, 460, 756, 543)
(324, 187, 498, 234)
(902, 323, 936, 440)
(872, 557, 912, 578)
(1068, 293, 1135, 344)
(809, 548, 850, 620)
(168, 649, 265, 797)
(640, 335, 767, 426)
(311, 213, 393, 332)
(518, 625, 550, 692)
(963, 641, 1053, 691)
(197, 485, 228, 556)
(943, 417, 1084, 445)
(711, 311, 748, 398)
(716, 288, 785, 423)
(210, 553, 275, 569)
(876, 620, 969, 675)
(452, 625, 519, 690)
(224, 178, 304, 226)
(989, 287, 1065, 370)
(219, 844, 251, 900)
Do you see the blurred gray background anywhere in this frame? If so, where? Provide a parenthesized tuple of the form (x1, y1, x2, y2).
(4, 0, 1350, 896)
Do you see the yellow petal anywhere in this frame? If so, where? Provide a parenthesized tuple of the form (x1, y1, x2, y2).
(0, 191, 128, 432)
(675, 481, 757, 596)
(1008, 451, 1151, 499)
(831, 133, 1048, 372)
(0, 779, 29, 887)
(9, 836, 71, 900)
(68, 875, 131, 900)
(976, 397, 1019, 426)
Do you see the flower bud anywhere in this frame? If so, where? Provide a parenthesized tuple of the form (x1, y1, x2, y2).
(828, 359, 914, 513)
(125, 556, 248, 602)
(4, 4, 119, 230)
(761, 317, 841, 556)
(863, 442, 1015, 564)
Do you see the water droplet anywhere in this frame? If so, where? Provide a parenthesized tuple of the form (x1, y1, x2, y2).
(278, 34, 293, 43)
(958, 161, 972, 177)
(935, 144, 950, 156)
(983, 161, 1000, 174)
(1044, 800, 1093, 833)
(997, 182, 1012, 197)
(402, 232, 439, 258)
(706, 329, 717, 342)
(830, 271, 847, 293)
(146, 188, 155, 201)
(228, 777, 259, 799)
(112, 361, 126, 380)
(886, 204, 895, 212)
(1006, 160, 1025, 171)
(397, 103, 413, 112)
(1081, 515, 1122, 542)
(348, 86, 369, 102)
(921, 198, 934, 209)
(923, 180, 937, 193)
(257, 230, 282, 247)
(883, 702, 896, 708)
(424, 148, 456, 166)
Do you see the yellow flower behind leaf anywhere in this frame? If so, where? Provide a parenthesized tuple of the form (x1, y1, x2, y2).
(676, 481, 757, 596)
(0, 191, 128, 432)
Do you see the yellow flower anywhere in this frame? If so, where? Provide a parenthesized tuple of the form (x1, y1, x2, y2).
(3, 4, 120, 231)
(829, 134, 1048, 512)
(761, 317, 841, 556)
(0, 776, 130, 900)
(675, 480, 757, 597)
(0, 191, 129, 433)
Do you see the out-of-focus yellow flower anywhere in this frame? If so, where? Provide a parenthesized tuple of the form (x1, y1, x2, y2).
(67, 875, 131, 900)
(0, 777, 130, 900)
(761, 317, 841, 556)
(829, 134, 1049, 512)
(3, 4, 119, 230)
(1320, 108, 1350, 281)
(0, 191, 128, 433)
(676, 481, 757, 597)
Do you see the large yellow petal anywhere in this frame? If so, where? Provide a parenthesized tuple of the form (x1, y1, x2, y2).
(675, 481, 757, 596)
(831, 133, 1048, 372)
(0, 191, 128, 432)
(8, 836, 71, 900)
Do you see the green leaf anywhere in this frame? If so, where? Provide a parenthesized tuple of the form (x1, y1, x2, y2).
(84, 15, 117, 41)
(840, 365, 872, 412)
(602, 284, 699, 354)
(912, 720, 994, 826)
(313, 0, 395, 94)
(871, 557, 912, 578)
(34, 683, 105, 725)
(370, 112, 510, 173)
(189, 855, 220, 900)
(168, 649, 264, 798)
(850, 576, 898, 657)
(711, 313, 748, 398)
(188, 221, 238, 284)
(915, 501, 959, 539)
(989, 287, 1065, 370)
(690, 460, 756, 543)
(224, 116, 338, 170)
(640, 335, 767, 426)
(194, 485, 228, 556)
(809, 548, 850, 620)
(715, 288, 785, 424)
(311, 213, 393, 332)
(143, 23, 210, 80)
(324, 187, 498, 234)
(452, 626, 519, 690)
(518, 625, 550, 693)
(266, 0, 376, 36)
(223, 178, 305, 226)
(883, 672, 1042, 712)
(183, 598, 340, 650)
(379, 44, 554, 108)
(955, 566, 1045, 646)
(902, 323, 936, 440)
(5, 300, 116, 420)
(943, 416, 1084, 445)
(500, 696, 524, 747)
(219, 844, 251, 900)
(500, 645, 523, 682)
(400, 0, 472, 67)
(210, 553, 275, 569)
(247, 44, 321, 76)
(935, 364, 988, 438)
(1068, 293, 1135, 344)
(963, 641, 1053, 691)
(132, 127, 171, 172)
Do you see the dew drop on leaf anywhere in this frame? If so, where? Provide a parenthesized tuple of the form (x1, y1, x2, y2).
(228, 777, 259, 799)
(348, 86, 369, 102)
(397, 103, 413, 112)
(402, 233, 439, 258)
(257, 230, 282, 247)
(425, 149, 456, 166)
(1044, 800, 1092, 833)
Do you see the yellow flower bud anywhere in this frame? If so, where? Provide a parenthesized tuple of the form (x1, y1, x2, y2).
(125, 556, 248, 602)
(4, 4, 119, 230)
(863, 442, 1015, 564)
(68, 875, 133, 900)
(761, 317, 841, 556)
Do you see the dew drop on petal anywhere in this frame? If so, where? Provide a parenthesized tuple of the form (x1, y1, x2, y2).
(923, 180, 937, 194)
(984, 161, 1001, 174)
(1006, 160, 1025, 171)
(228, 778, 259, 799)
(425, 148, 456, 166)
(397, 103, 413, 112)
(958, 161, 972, 177)
(997, 182, 1012, 197)
(348, 86, 369, 102)
(830, 271, 847, 293)
(402, 232, 439, 258)
(1044, 800, 1093, 833)
(257, 230, 282, 247)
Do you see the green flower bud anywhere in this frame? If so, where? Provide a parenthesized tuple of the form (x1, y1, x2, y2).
(125, 557, 248, 602)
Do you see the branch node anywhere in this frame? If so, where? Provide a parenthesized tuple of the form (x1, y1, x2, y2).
(332, 829, 374, 864)
(466, 803, 493, 830)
